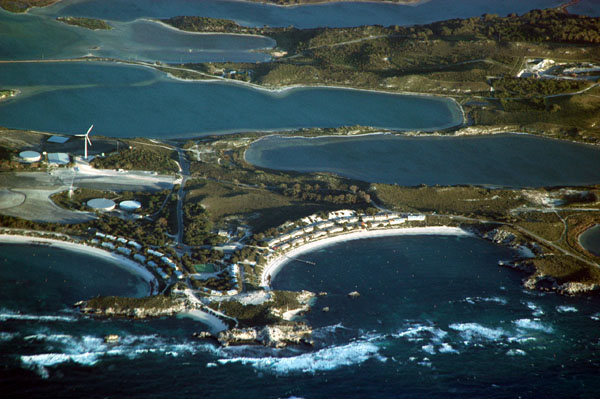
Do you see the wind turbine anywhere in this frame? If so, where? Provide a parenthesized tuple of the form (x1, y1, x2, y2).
(84, 124, 93, 160)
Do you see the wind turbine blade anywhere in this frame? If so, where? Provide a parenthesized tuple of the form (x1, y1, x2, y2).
(86, 124, 94, 135)
(86, 136, 92, 146)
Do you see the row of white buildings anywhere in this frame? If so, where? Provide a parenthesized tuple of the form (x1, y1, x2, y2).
(265, 210, 426, 253)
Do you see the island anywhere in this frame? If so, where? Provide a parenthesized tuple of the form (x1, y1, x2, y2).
(56, 16, 112, 30)
(161, 8, 600, 144)
(0, 0, 59, 13)
(1, 5, 599, 348)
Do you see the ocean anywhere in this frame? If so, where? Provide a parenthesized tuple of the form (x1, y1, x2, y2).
(2, 237, 600, 398)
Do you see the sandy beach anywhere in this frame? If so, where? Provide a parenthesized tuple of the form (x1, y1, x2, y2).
(0, 234, 158, 294)
(260, 226, 472, 287)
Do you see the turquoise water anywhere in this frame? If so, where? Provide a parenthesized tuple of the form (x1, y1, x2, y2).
(2, 236, 600, 398)
(36, 0, 569, 27)
(580, 225, 600, 257)
(0, 9, 273, 63)
(0, 62, 463, 138)
(245, 133, 600, 187)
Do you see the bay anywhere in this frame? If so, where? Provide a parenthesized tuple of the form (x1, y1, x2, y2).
(2, 236, 600, 398)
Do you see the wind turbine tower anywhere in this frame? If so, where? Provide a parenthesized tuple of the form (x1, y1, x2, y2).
(84, 124, 93, 160)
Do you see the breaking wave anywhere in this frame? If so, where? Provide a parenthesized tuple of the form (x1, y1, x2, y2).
(217, 340, 386, 374)
(462, 297, 507, 306)
(0, 309, 77, 323)
(556, 305, 578, 313)
(513, 319, 553, 334)
(20, 333, 220, 378)
(449, 323, 508, 342)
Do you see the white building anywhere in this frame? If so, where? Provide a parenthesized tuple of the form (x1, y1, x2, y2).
(117, 247, 131, 256)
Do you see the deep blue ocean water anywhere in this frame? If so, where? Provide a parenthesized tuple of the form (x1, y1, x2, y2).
(2, 238, 600, 398)
(245, 133, 600, 187)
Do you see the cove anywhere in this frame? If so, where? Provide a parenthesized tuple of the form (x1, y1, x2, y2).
(269, 234, 600, 397)
(37, 0, 569, 27)
(0, 62, 463, 138)
(245, 133, 600, 187)
(0, 242, 150, 312)
(580, 225, 600, 257)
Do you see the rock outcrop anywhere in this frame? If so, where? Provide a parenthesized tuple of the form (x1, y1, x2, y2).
(216, 324, 313, 348)
(75, 295, 189, 318)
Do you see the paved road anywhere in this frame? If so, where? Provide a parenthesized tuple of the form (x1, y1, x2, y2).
(0, 167, 177, 224)
(175, 148, 190, 245)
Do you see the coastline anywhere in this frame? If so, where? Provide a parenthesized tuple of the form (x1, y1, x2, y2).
(0, 234, 159, 295)
(235, 0, 429, 8)
(260, 226, 471, 287)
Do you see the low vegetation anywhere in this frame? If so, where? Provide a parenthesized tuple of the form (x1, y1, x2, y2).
(0, 0, 56, 13)
(373, 184, 526, 219)
(91, 146, 179, 174)
(56, 16, 112, 30)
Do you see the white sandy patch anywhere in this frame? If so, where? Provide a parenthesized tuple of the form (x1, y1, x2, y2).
(260, 226, 471, 287)
(180, 310, 228, 334)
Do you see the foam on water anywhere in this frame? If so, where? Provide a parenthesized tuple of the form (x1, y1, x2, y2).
(506, 349, 527, 356)
(556, 305, 578, 313)
(0, 309, 77, 323)
(449, 323, 508, 342)
(463, 297, 507, 305)
(21, 353, 100, 379)
(19, 332, 221, 378)
(217, 340, 386, 374)
(524, 301, 545, 317)
(513, 319, 554, 334)
(393, 324, 448, 343)
(438, 343, 459, 354)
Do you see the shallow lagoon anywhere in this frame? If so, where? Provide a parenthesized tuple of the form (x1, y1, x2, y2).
(0, 9, 273, 63)
(245, 133, 600, 187)
(580, 225, 600, 257)
(0, 62, 463, 138)
(38, 0, 569, 27)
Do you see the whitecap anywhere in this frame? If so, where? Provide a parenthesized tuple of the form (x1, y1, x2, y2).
(21, 352, 100, 378)
(506, 349, 527, 356)
(449, 323, 507, 341)
(0, 310, 76, 323)
(438, 343, 459, 354)
(513, 319, 553, 334)
(206, 362, 217, 368)
(556, 305, 578, 313)
(217, 341, 385, 374)
(394, 324, 447, 343)
(463, 297, 507, 306)
(421, 344, 435, 355)
(524, 301, 544, 317)
(591, 313, 600, 321)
